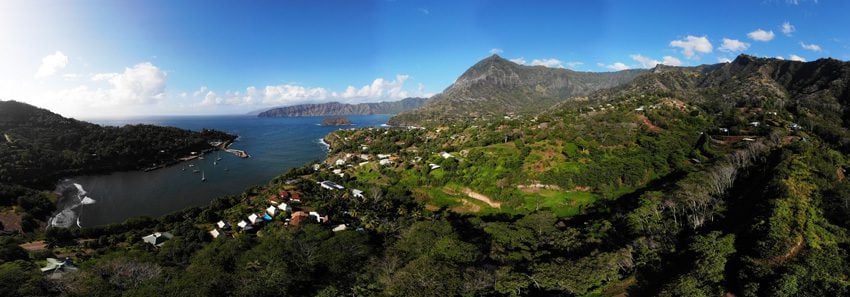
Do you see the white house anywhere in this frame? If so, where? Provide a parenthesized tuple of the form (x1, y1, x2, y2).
(335, 159, 346, 166)
(320, 180, 344, 190)
(277, 202, 290, 212)
(216, 220, 229, 229)
(352, 189, 364, 198)
(209, 229, 221, 239)
(429, 163, 442, 170)
(266, 206, 277, 216)
(237, 220, 252, 230)
(440, 152, 454, 159)
(377, 154, 391, 159)
(142, 232, 174, 247)
(248, 213, 260, 224)
(332, 224, 347, 232)
(379, 159, 393, 166)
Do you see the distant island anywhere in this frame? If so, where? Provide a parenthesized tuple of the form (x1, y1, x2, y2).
(320, 116, 353, 126)
(257, 97, 428, 117)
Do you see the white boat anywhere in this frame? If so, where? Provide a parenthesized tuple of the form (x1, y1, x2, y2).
(188, 164, 195, 167)
(201, 171, 206, 181)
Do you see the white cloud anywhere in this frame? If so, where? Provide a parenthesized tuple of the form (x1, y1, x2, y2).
(602, 62, 630, 71)
(509, 57, 527, 65)
(530, 58, 564, 68)
(418, 8, 430, 15)
(46, 62, 167, 108)
(747, 29, 775, 42)
(194, 74, 427, 107)
(800, 42, 823, 52)
(489, 48, 503, 55)
(35, 51, 69, 78)
(564, 61, 584, 69)
(781, 21, 796, 36)
(719, 38, 750, 52)
(91, 72, 118, 81)
(669, 35, 713, 59)
(630, 54, 682, 68)
(776, 56, 785, 60)
(789, 54, 806, 62)
(718, 57, 733, 63)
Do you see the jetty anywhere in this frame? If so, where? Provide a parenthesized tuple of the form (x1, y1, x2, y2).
(225, 148, 250, 158)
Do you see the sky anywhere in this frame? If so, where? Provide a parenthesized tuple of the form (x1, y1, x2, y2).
(0, 0, 847, 118)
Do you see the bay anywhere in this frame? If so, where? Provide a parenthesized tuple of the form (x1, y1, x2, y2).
(51, 115, 391, 227)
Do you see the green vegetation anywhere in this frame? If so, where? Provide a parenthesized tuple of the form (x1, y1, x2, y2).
(0, 100, 235, 232)
(3, 55, 850, 296)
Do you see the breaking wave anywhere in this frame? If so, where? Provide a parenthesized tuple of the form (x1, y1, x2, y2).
(49, 180, 96, 228)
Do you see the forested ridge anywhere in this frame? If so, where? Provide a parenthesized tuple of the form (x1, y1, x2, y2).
(0, 100, 234, 232)
(2, 55, 850, 296)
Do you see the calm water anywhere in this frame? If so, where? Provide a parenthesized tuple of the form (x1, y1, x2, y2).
(50, 115, 391, 227)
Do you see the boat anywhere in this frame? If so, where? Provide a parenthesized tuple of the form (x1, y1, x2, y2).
(213, 161, 217, 166)
(181, 167, 186, 171)
(188, 164, 195, 167)
(192, 169, 200, 173)
(201, 171, 206, 181)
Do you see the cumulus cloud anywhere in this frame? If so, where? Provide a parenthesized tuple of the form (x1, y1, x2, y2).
(47, 62, 167, 107)
(195, 75, 427, 107)
(489, 48, 503, 54)
(630, 54, 682, 68)
(781, 21, 796, 36)
(800, 42, 823, 52)
(600, 62, 630, 71)
(530, 58, 564, 68)
(564, 61, 584, 69)
(789, 54, 806, 62)
(718, 57, 733, 63)
(747, 29, 775, 42)
(669, 35, 712, 59)
(719, 38, 750, 52)
(509, 57, 527, 65)
(35, 51, 69, 78)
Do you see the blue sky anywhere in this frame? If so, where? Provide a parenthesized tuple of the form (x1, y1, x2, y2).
(0, 0, 847, 117)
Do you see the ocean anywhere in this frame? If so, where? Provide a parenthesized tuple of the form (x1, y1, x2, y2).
(49, 114, 392, 227)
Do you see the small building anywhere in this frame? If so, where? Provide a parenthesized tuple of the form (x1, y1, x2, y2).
(320, 181, 344, 190)
(790, 123, 801, 130)
(142, 232, 173, 247)
(248, 213, 260, 224)
(377, 154, 391, 159)
(379, 159, 393, 166)
(291, 211, 310, 226)
(277, 202, 290, 212)
(291, 193, 302, 202)
(266, 206, 277, 216)
(749, 121, 761, 127)
(237, 220, 253, 230)
(440, 152, 454, 159)
(335, 159, 346, 166)
(359, 154, 370, 161)
(429, 163, 442, 170)
(718, 127, 729, 133)
(209, 229, 221, 239)
(332, 224, 347, 232)
(352, 189, 364, 198)
(216, 220, 229, 230)
(635, 106, 645, 111)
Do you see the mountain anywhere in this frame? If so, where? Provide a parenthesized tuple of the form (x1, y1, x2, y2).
(387, 54, 647, 126)
(257, 97, 429, 117)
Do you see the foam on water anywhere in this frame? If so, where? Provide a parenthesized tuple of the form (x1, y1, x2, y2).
(49, 181, 95, 228)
